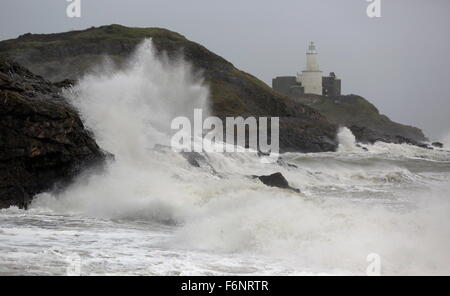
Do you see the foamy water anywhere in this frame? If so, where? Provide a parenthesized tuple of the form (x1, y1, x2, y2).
(1, 40, 449, 275)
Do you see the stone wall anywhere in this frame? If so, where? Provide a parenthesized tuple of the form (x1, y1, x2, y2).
(322, 72, 341, 96)
(272, 76, 304, 97)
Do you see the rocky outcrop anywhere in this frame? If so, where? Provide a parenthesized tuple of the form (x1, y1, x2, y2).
(0, 24, 339, 153)
(53, 79, 76, 89)
(0, 58, 106, 209)
(294, 94, 427, 144)
(255, 172, 300, 193)
(349, 125, 430, 148)
(432, 142, 444, 149)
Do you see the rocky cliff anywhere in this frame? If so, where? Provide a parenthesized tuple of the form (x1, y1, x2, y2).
(0, 24, 338, 153)
(0, 57, 106, 208)
(294, 94, 427, 143)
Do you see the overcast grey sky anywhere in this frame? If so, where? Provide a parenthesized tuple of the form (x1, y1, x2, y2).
(1, 0, 449, 139)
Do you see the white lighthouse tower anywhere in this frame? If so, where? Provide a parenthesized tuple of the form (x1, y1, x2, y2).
(297, 42, 323, 95)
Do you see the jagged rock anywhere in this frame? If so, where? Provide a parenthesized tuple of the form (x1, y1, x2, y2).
(180, 151, 203, 168)
(0, 58, 107, 209)
(432, 142, 444, 148)
(349, 125, 430, 149)
(53, 79, 76, 89)
(356, 144, 368, 151)
(179, 151, 221, 177)
(276, 157, 298, 168)
(295, 94, 427, 143)
(255, 172, 300, 193)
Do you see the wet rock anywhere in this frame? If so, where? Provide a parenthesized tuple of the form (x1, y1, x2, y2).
(276, 157, 298, 168)
(180, 151, 204, 168)
(0, 58, 107, 209)
(296, 94, 428, 144)
(180, 151, 221, 177)
(255, 172, 300, 193)
(356, 144, 368, 151)
(53, 79, 76, 89)
(350, 125, 431, 149)
(432, 142, 444, 148)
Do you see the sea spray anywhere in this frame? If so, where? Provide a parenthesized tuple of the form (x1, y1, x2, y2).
(337, 127, 357, 152)
(31, 39, 210, 221)
(442, 133, 450, 149)
(67, 38, 210, 158)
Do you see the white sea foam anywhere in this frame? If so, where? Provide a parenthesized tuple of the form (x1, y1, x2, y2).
(337, 127, 358, 152)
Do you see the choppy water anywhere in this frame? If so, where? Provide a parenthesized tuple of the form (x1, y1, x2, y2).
(1, 142, 449, 275)
(1, 40, 449, 275)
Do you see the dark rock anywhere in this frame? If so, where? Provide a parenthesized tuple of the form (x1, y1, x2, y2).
(432, 142, 444, 148)
(180, 151, 221, 177)
(255, 172, 300, 193)
(0, 58, 107, 209)
(418, 143, 432, 150)
(356, 144, 368, 151)
(276, 157, 298, 168)
(180, 151, 203, 168)
(295, 94, 428, 143)
(53, 79, 76, 89)
(349, 125, 430, 149)
(395, 135, 423, 147)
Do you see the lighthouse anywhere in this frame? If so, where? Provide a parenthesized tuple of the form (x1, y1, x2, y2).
(272, 42, 341, 97)
(297, 41, 323, 95)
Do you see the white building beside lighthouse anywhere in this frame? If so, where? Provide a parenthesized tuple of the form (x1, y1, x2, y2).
(272, 42, 341, 97)
(296, 42, 323, 95)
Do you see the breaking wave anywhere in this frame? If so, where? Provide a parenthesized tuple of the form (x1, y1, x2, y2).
(337, 127, 357, 152)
